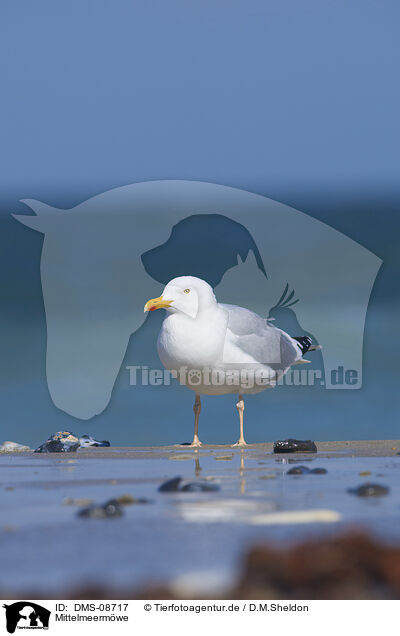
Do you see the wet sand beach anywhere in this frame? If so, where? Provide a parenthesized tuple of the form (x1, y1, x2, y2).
(1, 441, 400, 598)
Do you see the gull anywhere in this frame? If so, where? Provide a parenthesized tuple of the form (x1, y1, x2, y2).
(144, 276, 319, 447)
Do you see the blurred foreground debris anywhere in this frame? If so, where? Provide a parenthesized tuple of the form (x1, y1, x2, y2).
(6, 532, 400, 600)
(232, 532, 400, 599)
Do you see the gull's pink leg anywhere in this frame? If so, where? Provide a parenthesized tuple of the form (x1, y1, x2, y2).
(233, 394, 247, 447)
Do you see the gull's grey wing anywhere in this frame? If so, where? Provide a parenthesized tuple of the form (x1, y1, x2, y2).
(220, 303, 301, 368)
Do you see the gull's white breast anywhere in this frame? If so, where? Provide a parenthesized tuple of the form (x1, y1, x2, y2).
(157, 306, 228, 372)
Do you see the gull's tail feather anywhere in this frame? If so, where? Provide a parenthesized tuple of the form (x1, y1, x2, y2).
(292, 358, 312, 365)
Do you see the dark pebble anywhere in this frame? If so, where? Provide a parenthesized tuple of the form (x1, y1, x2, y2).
(274, 439, 317, 453)
(158, 476, 220, 493)
(181, 482, 220, 492)
(287, 465, 311, 475)
(159, 477, 182, 492)
(287, 466, 327, 475)
(77, 498, 124, 518)
(348, 483, 389, 497)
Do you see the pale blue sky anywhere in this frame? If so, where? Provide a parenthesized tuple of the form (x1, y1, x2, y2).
(1, 0, 399, 194)
(1, 1, 399, 444)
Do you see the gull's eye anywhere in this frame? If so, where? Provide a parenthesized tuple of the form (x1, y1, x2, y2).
(183, 288, 190, 294)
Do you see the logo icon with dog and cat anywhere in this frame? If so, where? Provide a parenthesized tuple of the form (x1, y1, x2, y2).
(3, 602, 50, 634)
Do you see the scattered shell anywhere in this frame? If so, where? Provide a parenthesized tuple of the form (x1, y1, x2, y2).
(63, 497, 93, 506)
(178, 498, 276, 523)
(79, 434, 110, 448)
(0, 441, 31, 453)
(115, 493, 136, 504)
(115, 494, 151, 505)
(168, 454, 196, 461)
(359, 471, 371, 476)
(250, 509, 340, 525)
(35, 431, 80, 453)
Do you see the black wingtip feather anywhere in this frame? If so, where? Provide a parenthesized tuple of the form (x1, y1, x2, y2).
(293, 336, 313, 355)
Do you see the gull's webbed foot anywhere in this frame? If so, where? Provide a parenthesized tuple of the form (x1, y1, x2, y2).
(232, 440, 247, 448)
(189, 437, 203, 448)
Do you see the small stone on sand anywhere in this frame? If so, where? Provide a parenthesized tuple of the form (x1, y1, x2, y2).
(274, 439, 317, 454)
(348, 483, 389, 497)
(77, 499, 124, 518)
(287, 466, 327, 475)
(159, 476, 220, 493)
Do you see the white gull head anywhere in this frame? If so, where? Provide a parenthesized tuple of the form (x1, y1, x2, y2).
(161, 276, 217, 319)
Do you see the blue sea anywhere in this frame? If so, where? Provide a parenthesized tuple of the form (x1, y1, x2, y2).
(0, 187, 399, 447)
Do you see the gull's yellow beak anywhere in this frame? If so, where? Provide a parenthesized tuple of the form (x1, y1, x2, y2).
(144, 296, 173, 312)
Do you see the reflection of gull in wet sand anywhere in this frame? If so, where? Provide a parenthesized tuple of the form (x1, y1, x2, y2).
(145, 276, 319, 447)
